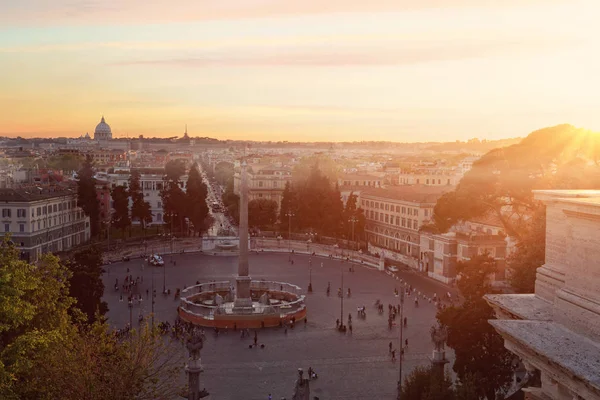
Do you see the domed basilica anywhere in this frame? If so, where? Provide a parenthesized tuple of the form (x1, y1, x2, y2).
(94, 116, 112, 140)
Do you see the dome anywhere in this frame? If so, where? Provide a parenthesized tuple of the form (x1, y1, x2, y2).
(94, 116, 112, 140)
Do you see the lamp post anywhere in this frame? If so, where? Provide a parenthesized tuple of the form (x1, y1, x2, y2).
(151, 266, 156, 328)
(348, 216, 358, 252)
(308, 257, 313, 293)
(397, 290, 405, 399)
(340, 265, 344, 331)
(285, 212, 294, 259)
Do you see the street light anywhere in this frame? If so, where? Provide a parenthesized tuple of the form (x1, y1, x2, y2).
(348, 216, 358, 252)
(397, 290, 405, 400)
(285, 212, 295, 258)
(339, 265, 344, 331)
(308, 257, 313, 293)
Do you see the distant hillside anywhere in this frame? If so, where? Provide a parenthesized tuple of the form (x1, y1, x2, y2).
(424, 137, 522, 153)
(433, 124, 600, 238)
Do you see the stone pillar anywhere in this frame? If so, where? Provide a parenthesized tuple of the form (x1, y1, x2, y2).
(186, 329, 207, 400)
(235, 160, 252, 307)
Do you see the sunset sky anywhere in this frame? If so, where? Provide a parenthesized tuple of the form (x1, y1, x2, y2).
(1, 0, 599, 142)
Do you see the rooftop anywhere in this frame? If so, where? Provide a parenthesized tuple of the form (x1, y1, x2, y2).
(0, 186, 76, 202)
(362, 185, 450, 204)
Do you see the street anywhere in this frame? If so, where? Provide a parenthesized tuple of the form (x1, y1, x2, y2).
(103, 252, 455, 400)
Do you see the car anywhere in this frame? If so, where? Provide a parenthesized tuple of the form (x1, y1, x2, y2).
(148, 255, 164, 266)
(122, 255, 131, 262)
(388, 266, 399, 273)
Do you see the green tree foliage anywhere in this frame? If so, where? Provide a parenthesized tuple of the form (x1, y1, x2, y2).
(292, 154, 339, 184)
(401, 364, 455, 400)
(0, 237, 75, 397)
(279, 181, 298, 232)
(433, 124, 600, 239)
(64, 246, 108, 324)
(248, 198, 278, 229)
(214, 161, 234, 187)
(222, 181, 240, 224)
(129, 170, 153, 233)
(279, 165, 347, 237)
(46, 153, 84, 173)
(76, 155, 101, 238)
(508, 206, 546, 293)
(0, 237, 183, 399)
(437, 254, 513, 400)
(161, 160, 187, 234)
(110, 185, 131, 236)
(186, 163, 210, 236)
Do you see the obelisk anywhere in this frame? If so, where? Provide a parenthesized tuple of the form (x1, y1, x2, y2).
(234, 160, 252, 308)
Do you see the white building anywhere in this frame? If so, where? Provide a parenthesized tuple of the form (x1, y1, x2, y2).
(486, 190, 600, 400)
(0, 187, 90, 262)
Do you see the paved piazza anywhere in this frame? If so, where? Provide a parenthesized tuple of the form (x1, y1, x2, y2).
(102, 252, 456, 400)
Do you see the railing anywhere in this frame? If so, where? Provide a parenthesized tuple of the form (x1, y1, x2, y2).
(179, 280, 306, 320)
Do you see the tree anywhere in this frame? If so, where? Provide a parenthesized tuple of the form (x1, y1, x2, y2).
(0, 236, 75, 398)
(401, 364, 455, 400)
(161, 160, 187, 234)
(214, 161, 234, 187)
(186, 163, 209, 236)
(437, 254, 514, 400)
(110, 185, 131, 237)
(344, 192, 366, 243)
(508, 205, 546, 293)
(433, 125, 600, 239)
(248, 199, 278, 229)
(65, 246, 108, 324)
(76, 155, 101, 238)
(129, 170, 153, 234)
(222, 181, 240, 225)
(279, 181, 298, 232)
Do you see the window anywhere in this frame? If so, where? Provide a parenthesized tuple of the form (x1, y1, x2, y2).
(396, 206, 400, 213)
(426, 179, 429, 184)
(385, 204, 389, 211)
(273, 181, 278, 188)
(19, 224, 24, 233)
(385, 214, 389, 223)
(416, 179, 420, 184)
(4, 224, 9, 232)
(43, 206, 47, 215)
(396, 216, 400, 226)
(258, 193, 263, 197)
(413, 220, 418, 229)
(2, 209, 11, 218)
(157, 201, 162, 208)
(157, 213, 162, 222)
(37, 221, 41, 230)
(58, 203, 62, 211)
(258, 181, 264, 187)
(402, 207, 406, 214)
(37, 207, 41, 216)
(53, 204, 57, 213)
(407, 208, 412, 216)
(447, 179, 450, 185)
(17, 209, 26, 218)
(402, 218, 406, 227)
(414, 209, 419, 216)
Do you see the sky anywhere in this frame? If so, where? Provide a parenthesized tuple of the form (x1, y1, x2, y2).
(1, 0, 599, 142)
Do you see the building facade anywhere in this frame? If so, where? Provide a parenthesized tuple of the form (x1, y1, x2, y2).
(361, 186, 448, 261)
(486, 190, 600, 400)
(233, 166, 292, 212)
(0, 187, 90, 262)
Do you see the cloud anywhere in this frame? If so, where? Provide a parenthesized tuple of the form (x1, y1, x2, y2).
(110, 37, 575, 68)
(0, 0, 570, 26)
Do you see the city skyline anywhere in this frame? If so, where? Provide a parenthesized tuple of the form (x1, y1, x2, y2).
(1, 0, 599, 141)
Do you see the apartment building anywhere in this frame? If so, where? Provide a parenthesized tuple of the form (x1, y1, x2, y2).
(233, 165, 292, 212)
(361, 186, 448, 260)
(0, 187, 90, 262)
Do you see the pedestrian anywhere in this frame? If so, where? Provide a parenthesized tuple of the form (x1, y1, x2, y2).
(389, 341, 392, 353)
(405, 338, 408, 347)
(254, 331, 258, 346)
(391, 349, 396, 362)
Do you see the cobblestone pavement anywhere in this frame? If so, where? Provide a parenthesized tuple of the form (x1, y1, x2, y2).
(102, 253, 455, 400)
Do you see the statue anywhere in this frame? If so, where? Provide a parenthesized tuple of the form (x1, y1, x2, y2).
(186, 327, 207, 400)
(292, 368, 310, 400)
(430, 324, 448, 352)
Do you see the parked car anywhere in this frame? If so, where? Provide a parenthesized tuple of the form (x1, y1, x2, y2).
(122, 255, 131, 262)
(387, 266, 399, 273)
(148, 254, 164, 266)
